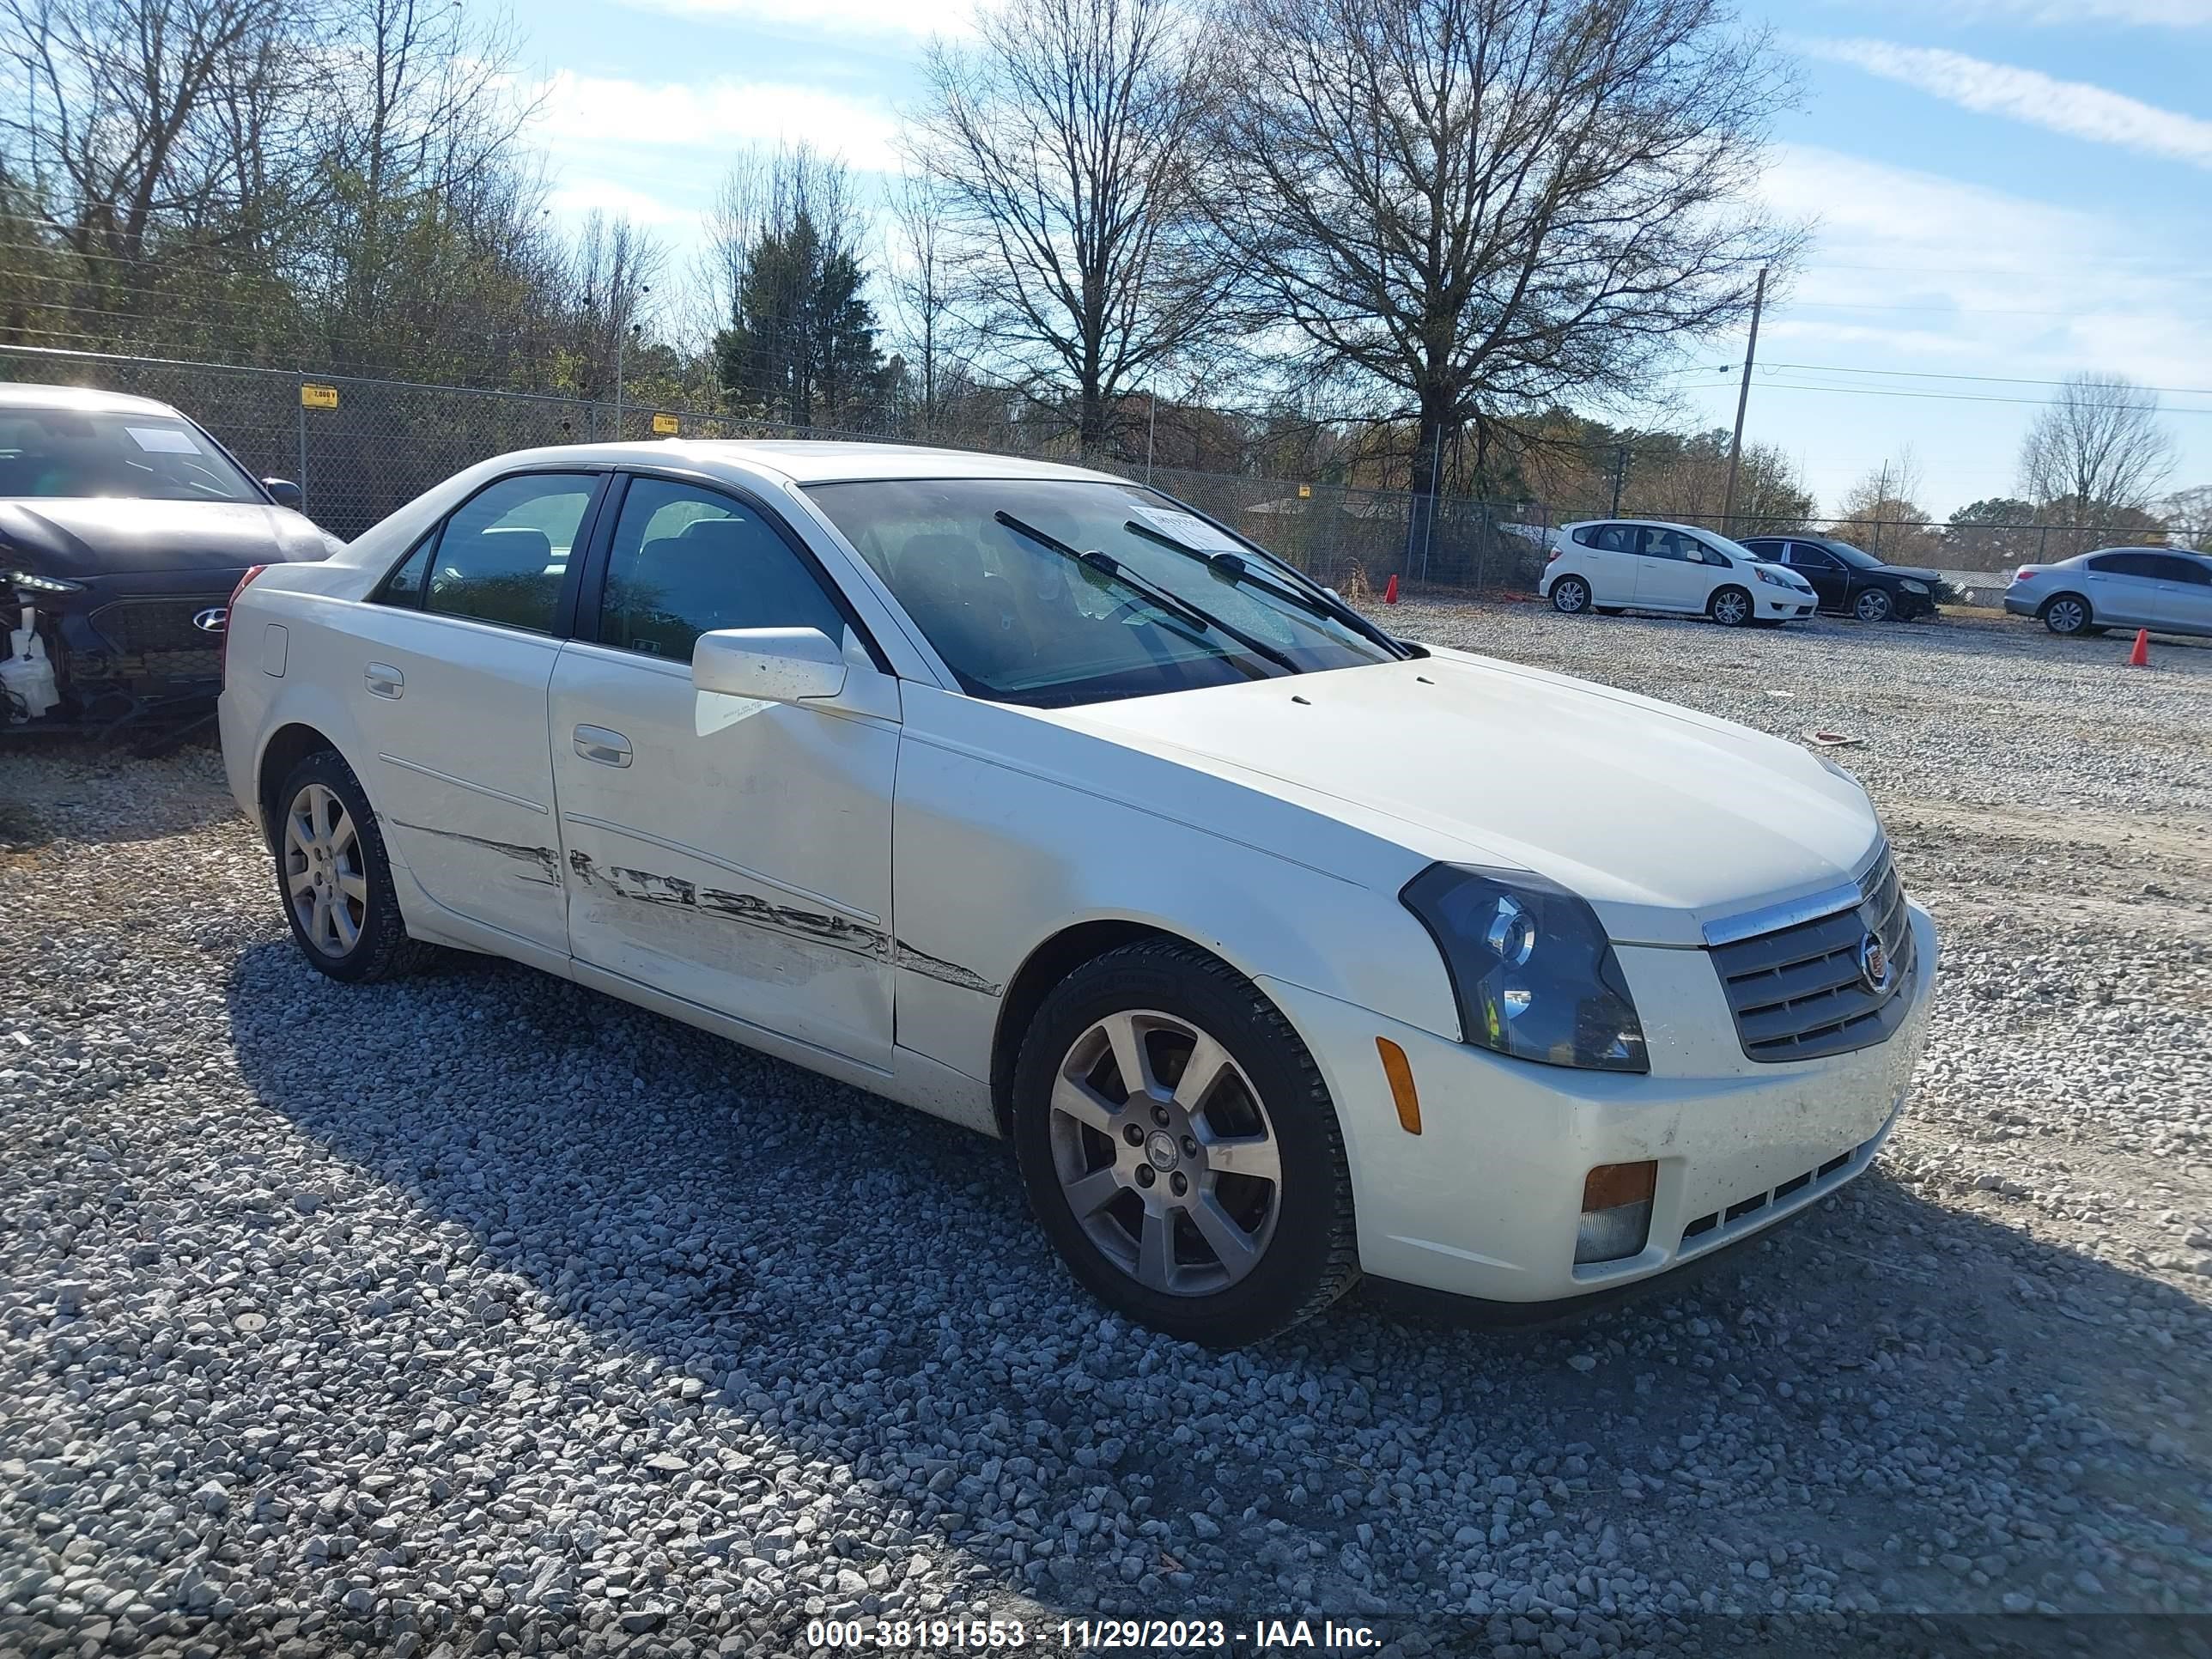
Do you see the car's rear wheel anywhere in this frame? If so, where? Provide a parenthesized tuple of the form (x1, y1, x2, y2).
(1853, 588, 1893, 623)
(2041, 593, 2091, 636)
(274, 750, 431, 982)
(1708, 586, 1752, 627)
(1550, 575, 1592, 614)
(1011, 939, 1358, 1346)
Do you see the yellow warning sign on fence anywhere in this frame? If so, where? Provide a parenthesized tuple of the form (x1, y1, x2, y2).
(652, 412, 679, 436)
(1298, 483, 1312, 498)
(300, 383, 338, 410)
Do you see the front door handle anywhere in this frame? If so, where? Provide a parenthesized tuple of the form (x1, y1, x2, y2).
(574, 725, 632, 768)
(365, 662, 404, 700)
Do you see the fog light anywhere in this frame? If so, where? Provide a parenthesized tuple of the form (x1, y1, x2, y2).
(1576, 1160, 1656, 1264)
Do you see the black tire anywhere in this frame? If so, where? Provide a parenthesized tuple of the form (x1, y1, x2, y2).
(270, 750, 434, 982)
(1550, 575, 1592, 614)
(1594, 605, 1624, 616)
(1011, 938, 1358, 1347)
(2039, 592, 2091, 636)
(1708, 586, 1753, 627)
(1853, 588, 1893, 623)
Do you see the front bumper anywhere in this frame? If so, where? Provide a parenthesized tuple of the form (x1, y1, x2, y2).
(1262, 899, 1937, 1304)
(1760, 592, 1814, 618)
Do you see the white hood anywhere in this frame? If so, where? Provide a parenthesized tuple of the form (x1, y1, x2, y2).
(1042, 647, 1882, 947)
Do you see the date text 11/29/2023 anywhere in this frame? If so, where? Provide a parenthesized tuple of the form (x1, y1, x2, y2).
(802, 1617, 1383, 1650)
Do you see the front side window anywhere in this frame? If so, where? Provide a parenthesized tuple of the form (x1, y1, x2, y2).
(2149, 555, 2211, 586)
(805, 477, 1400, 708)
(0, 407, 261, 502)
(597, 477, 848, 659)
(1641, 529, 1698, 562)
(1789, 544, 1839, 570)
(424, 472, 598, 633)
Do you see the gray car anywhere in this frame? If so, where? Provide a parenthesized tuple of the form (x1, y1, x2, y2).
(2003, 546, 2212, 638)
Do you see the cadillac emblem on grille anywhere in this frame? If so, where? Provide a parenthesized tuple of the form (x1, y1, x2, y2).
(1857, 933, 1892, 994)
(191, 607, 228, 634)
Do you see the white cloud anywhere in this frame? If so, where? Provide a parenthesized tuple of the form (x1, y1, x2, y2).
(545, 179, 696, 228)
(611, 0, 973, 37)
(533, 71, 904, 173)
(1803, 39, 2212, 171)
(1911, 0, 2212, 22)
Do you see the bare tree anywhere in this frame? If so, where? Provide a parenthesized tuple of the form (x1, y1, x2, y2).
(908, 0, 1229, 454)
(1200, 0, 1798, 521)
(885, 169, 957, 433)
(0, 0, 325, 337)
(2158, 483, 2212, 553)
(2017, 372, 2178, 524)
(566, 211, 666, 401)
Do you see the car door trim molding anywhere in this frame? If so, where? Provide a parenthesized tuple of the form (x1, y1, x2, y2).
(376, 752, 550, 815)
(558, 811, 880, 924)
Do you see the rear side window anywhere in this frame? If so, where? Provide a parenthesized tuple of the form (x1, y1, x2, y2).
(371, 535, 434, 609)
(1583, 524, 1638, 552)
(424, 472, 599, 634)
(2088, 551, 2161, 579)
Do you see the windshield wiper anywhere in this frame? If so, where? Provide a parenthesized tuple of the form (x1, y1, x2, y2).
(992, 511, 1300, 675)
(1120, 519, 1408, 658)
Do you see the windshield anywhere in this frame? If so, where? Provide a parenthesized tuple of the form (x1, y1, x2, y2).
(1692, 529, 1766, 565)
(0, 407, 262, 503)
(806, 477, 1401, 707)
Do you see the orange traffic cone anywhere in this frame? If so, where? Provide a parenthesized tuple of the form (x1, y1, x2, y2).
(1383, 573, 1400, 605)
(2130, 628, 2150, 666)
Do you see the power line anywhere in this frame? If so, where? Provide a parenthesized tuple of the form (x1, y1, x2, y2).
(1756, 362, 2212, 398)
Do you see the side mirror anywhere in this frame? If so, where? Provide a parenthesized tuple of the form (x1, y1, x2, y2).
(263, 477, 303, 509)
(691, 626, 848, 705)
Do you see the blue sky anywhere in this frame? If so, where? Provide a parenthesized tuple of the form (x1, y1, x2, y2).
(520, 0, 2212, 518)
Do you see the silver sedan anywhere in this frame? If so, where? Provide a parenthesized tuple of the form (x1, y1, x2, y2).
(2004, 546, 2212, 637)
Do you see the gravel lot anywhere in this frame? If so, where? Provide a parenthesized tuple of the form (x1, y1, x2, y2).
(3, 602, 2208, 1658)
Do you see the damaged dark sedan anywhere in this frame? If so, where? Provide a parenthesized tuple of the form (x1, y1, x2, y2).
(1, 383, 338, 732)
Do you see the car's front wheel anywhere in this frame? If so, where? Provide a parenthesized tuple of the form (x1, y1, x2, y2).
(1012, 939, 1358, 1346)
(1550, 575, 1592, 614)
(1853, 588, 1893, 623)
(2041, 593, 2091, 636)
(273, 750, 430, 982)
(1708, 586, 1753, 627)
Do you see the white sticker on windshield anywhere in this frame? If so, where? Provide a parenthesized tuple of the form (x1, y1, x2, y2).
(1134, 506, 1243, 554)
(125, 426, 202, 454)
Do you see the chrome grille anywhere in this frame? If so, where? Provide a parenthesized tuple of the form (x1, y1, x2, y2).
(1709, 848, 1914, 1063)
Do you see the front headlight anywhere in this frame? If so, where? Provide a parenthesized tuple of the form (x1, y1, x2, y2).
(1899, 580, 1928, 594)
(4, 569, 84, 594)
(1753, 566, 1790, 586)
(1400, 865, 1648, 1073)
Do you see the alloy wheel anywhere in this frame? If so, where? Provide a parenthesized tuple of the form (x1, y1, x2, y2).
(2045, 598, 2087, 635)
(1712, 590, 1749, 626)
(1048, 1009, 1282, 1297)
(1855, 589, 1892, 623)
(283, 781, 368, 957)
(1553, 578, 1589, 614)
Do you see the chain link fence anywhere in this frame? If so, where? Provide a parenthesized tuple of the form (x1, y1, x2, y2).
(2, 344, 2179, 608)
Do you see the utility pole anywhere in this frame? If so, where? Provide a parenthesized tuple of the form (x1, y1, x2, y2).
(1720, 265, 1767, 534)
(1610, 441, 1628, 516)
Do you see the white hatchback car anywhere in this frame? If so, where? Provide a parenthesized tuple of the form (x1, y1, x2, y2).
(1540, 519, 1817, 626)
(219, 444, 1936, 1345)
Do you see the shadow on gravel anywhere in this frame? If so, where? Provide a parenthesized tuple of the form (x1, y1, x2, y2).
(1, 738, 238, 850)
(222, 939, 2211, 1631)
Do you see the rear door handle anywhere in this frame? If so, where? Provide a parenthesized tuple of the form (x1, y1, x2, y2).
(574, 725, 632, 768)
(365, 662, 404, 700)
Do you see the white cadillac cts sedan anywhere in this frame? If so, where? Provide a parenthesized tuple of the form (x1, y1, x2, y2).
(219, 442, 1937, 1346)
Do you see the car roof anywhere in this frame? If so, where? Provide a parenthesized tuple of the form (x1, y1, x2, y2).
(1562, 517, 1766, 545)
(0, 381, 184, 418)
(481, 437, 1130, 488)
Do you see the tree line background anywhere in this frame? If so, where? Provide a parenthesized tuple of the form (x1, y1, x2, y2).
(1, 0, 2202, 556)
